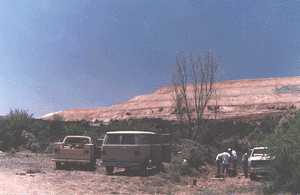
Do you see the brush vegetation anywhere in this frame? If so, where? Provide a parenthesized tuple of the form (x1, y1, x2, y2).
(1, 109, 299, 193)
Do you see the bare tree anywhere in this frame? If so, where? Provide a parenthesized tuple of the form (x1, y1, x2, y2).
(212, 88, 221, 120)
(172, 51, 218, 140)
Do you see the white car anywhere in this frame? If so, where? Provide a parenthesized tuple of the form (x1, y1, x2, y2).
(248, 147, 272, 180)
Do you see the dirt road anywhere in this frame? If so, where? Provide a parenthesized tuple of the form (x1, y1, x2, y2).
(0, 152, 263, 195)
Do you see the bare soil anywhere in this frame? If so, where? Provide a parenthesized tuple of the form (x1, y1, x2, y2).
(0, 152, 263, 195)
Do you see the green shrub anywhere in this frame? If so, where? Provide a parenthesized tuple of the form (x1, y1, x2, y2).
(0, 109, 33, 149)
(265, 111, 300, 193)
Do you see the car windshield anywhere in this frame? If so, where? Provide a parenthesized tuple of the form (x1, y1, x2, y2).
(105, 134, 151, 145)
(252, 149, 269, 156)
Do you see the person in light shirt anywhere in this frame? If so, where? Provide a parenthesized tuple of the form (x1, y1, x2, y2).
(215, 153, 223, 177)
(228, 148, 238, 176)
(219, 151, 231, 177)
(231, 149, 238, 175)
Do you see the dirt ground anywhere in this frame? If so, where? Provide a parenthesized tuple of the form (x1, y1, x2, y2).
(0, 152, 263, 195)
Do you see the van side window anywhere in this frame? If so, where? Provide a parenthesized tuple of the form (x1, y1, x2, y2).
(122, 135, 135, 144)
(106, 135, 121, 144)
(159, 134, 171, 144)
(136, 135, 151, 144)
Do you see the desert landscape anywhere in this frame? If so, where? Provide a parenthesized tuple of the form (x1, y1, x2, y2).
(0, 76, 299, 195)
(1, 1, 300, 194)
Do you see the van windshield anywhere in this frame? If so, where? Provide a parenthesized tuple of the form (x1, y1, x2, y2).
(105, 134, 151, 145)
(105, 134, 122, 144)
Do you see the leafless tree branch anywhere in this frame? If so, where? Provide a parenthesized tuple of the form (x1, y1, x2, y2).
(172, 51, 218, 140)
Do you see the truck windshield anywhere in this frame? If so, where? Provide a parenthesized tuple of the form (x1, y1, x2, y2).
(64, 137, 90, 145)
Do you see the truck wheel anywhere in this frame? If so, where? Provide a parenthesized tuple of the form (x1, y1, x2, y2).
(55, 162, 63, 170)
(250, 173, 256, 181)
(105, 166, 114, 175)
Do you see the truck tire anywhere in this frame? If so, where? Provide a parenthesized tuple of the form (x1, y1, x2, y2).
(250, 173, 256, 181)
(55, 162, 63, 170)
(105, 166, 114, 175)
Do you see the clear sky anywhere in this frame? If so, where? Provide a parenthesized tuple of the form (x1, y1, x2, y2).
(1, 0, 300, 117)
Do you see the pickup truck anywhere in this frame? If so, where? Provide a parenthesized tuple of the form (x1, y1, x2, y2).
(52, 135, 96, 170)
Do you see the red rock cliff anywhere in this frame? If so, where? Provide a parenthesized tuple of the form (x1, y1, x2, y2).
(42, 76, 300, 121)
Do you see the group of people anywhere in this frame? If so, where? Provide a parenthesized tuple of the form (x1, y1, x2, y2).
(215, 148, 238, 177)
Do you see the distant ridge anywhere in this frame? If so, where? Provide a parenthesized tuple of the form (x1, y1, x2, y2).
(42, 76, 300, 122)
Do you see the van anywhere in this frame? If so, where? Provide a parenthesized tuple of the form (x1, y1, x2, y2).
(101, 131, 171, 176)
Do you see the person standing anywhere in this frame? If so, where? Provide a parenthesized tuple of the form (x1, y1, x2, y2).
(242, 152, 249, 178)
(215, 153, 222, 177)
(231, 149, 238, 176)
(221, 151, 231, 177)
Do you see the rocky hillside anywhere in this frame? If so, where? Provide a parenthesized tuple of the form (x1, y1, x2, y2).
(42, 76, 300, 122)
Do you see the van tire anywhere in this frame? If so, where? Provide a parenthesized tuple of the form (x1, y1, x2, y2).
(106, 166, 114, 175)
(141, 165, 149, 177)
(141, 161, 151, 177)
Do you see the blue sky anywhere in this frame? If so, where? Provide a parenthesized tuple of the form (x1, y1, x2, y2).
(0, 0, 300, 117)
